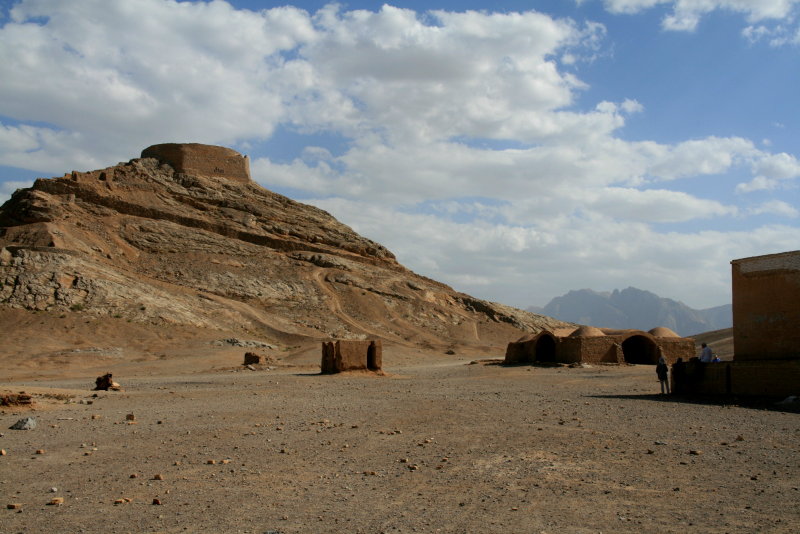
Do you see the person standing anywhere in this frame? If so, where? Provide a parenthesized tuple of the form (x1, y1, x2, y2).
(656, 355, 670, 394)
(700, 343, 713, 363)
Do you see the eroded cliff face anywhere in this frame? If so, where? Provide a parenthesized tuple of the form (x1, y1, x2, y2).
(0, 148, 567, 350)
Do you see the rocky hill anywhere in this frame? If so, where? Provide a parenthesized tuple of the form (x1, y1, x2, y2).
(531, 287, 731, 337)
(0, 144, 567, 361)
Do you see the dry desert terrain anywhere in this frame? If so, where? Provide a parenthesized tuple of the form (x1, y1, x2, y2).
(2, 326, 798, 534)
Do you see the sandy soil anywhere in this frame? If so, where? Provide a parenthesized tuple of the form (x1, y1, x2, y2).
(2, 343, 799, 534)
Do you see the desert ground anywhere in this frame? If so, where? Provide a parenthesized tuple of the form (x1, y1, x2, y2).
(1, 312, 798, 534)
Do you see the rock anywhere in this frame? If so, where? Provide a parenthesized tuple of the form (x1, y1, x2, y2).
(7, 503, 22, 510)
(9, 417, 36, 430)
(126, 413, 135, 421)
(47, 497, 64, 506)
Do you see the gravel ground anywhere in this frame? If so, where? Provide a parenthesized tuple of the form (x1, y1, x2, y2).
(1, 358, 799, 534)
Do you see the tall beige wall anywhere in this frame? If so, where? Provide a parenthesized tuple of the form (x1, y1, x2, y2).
(732, 251, 800, 361)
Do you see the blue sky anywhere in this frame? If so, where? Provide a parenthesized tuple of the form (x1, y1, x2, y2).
(1, 0, 799, 310)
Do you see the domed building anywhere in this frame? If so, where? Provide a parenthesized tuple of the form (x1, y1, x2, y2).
(504, 325, 694, 365)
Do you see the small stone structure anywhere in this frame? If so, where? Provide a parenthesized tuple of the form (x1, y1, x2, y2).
(674, 250, 800, 396)
(243, 352, 263, 365)
(94, 373, 121, 391)
(141, 143, 251, 183)
(504, 326, 693, 365)
(321, 340, 382, 374)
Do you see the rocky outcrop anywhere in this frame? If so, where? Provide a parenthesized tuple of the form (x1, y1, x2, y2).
(0, 144, 568, 351)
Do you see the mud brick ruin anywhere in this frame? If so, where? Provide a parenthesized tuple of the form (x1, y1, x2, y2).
(504, 326, 694, 365)
(321, 340, 382, 374)
(141, 143, 251, 183)
(675, 250, 800, 396)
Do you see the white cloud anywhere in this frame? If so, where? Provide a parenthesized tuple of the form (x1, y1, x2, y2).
(749, 200, 799, 218)
(752, 152, 800, 180)
(1, 179, 36, 201)
(644, 137, 758, 181)
(603, 0, 800, 29)
(735, 176, 778, 193)
(735, 153, 800, 193)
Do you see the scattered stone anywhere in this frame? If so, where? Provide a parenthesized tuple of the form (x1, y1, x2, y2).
(735, 435, 744, 442)
(207, 459, 216, 465)
(152, 474, 164, 480)
(126, 413, 136, 421)
(152, 498, 162, 505)
(689, 450, 702, 455)
(0, 449, 6, 456)
(35, 449, 45, 455)
(9, 417, 36, 430)
(47, 498, 64, 506)
(49, 487, 57, 493)
(7, 503, 22, 510)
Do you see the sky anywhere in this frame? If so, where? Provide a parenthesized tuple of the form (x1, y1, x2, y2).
(1, 0, 799, 310)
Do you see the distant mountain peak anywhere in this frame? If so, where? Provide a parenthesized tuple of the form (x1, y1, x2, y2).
(531, 287, 731, 337)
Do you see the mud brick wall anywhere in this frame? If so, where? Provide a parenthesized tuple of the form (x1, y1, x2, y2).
(674, 360, 800, 397)
(659, 338, 695, 364)
(321, 340, 382, 373)
(141, 143, 251, 183)
(504, 339, 536, 364)
(732, 251, 800, 361)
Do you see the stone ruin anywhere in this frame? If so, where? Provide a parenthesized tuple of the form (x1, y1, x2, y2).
(321, 340, 382, 374)
(504, 326, 694, 366)
(94, 373, 121, 391)
(675, 250, 800, 397)
(141, 143, 251, 183)
(243, 352, 263, 365)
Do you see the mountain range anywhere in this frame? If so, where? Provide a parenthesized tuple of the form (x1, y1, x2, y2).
(528, 287, 731, 337)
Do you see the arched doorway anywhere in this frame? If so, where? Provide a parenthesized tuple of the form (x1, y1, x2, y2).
(535, 334, 557, 363)
(621, 335, 658, 364)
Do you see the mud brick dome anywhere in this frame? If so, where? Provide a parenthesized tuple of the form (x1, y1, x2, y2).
(141, 143, 251, 183)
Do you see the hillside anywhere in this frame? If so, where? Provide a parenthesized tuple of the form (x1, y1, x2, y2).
(532, 287, 731, 337)
(0, 144, 568, 373)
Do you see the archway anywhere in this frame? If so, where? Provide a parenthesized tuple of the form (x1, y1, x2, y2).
(367, 342, 380, 371)
(535, 334, 557, 363)
(621, 335, 658, 364)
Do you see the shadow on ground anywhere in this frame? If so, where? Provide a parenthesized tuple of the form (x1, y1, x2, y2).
(586, 393, 800, 414)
